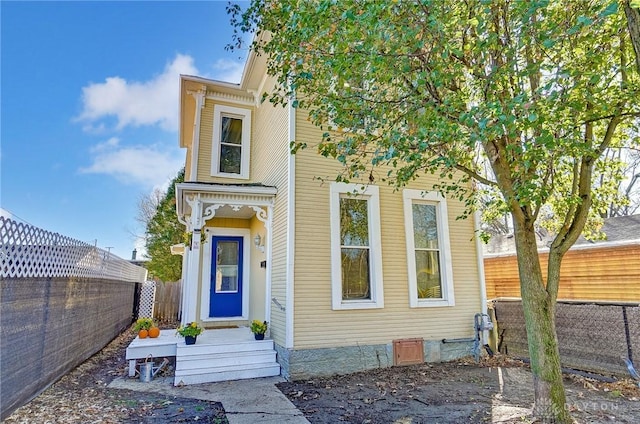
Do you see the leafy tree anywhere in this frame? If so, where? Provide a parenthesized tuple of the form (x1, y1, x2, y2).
(145, 169, 185, 282)
(229, 1, 640, 422)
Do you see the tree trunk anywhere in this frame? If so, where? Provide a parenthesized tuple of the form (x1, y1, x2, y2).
(513, 217, 572, 423)
(625, 0, 640, 74)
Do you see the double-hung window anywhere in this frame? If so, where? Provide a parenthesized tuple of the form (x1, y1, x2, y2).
(330, 183, 384, 310)
(211, 105, 251, 179)
(403, 189, 455, 307)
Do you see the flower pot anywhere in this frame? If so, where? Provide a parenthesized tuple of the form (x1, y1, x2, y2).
(185, 335, 197, 345)
(148, 327, 160, 338)
(138, 329, 148, 339)
(254, 333, 265, 340)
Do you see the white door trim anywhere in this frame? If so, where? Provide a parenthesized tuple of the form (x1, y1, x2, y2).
(201, 227, 251, 322)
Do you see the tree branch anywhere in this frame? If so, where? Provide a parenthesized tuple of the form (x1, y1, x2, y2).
(453, 164, 497, 187)
(582, 111, 640, 124)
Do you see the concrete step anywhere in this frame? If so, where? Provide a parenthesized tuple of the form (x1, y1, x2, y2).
(175, 339, 274, 356)
(175, 350, 277, 371)
(174, 362, 281, 385)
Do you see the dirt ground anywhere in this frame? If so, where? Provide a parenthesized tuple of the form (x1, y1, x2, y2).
(4, 325, 228, 424)
(5, 325, 640, 424)
(278, 356, 640, 423)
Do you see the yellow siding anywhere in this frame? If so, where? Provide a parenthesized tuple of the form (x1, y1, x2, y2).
(293, 110, 482, 349)
(188, 77, 290, 346)
(484, 244, 640, 301)
(196, 99, 213, 181)
(207, 218, 250, 229)
(196, 99, 257, 184)
(248, 76, 290, 347)
(249, 216, 267, 322)
(184, 149, 192, 182)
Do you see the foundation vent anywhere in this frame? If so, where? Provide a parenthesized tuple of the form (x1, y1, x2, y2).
(393, 338, 424, 366)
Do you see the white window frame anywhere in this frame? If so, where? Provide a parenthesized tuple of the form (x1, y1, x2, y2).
(403, 189, 455, 308)
(330, 183, 384, 310)
(211, 105, 251, 179)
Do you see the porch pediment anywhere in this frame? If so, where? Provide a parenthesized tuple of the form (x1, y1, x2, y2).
(176, 182, 277, 231)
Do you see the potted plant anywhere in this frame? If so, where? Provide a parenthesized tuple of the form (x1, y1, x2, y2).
(134, 317, 154, 339)
(250, 320, 268, 340)
(176, 322, 203, 345)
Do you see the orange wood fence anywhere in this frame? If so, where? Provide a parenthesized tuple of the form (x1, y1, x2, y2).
(484, 243, 640, 301)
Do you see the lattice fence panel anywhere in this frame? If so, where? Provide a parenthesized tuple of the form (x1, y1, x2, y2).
(138, 280, 156, 319)
(0, 216, 146, 282)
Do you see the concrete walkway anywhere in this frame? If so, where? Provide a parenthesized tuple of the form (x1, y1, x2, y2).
(108, 376, 309, 424)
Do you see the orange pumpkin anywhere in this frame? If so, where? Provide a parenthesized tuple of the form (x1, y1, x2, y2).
(148, 327, 160, 338)
(138, 329, 148, 339)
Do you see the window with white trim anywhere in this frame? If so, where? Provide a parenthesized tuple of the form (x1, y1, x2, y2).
(403, 189, 455, 307)
(330, 183, 384, 310)
(211, 105, 251, 179)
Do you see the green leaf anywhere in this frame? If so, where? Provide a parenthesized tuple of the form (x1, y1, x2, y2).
(599, 1, 618, 17)
(577, 16, 593, 26)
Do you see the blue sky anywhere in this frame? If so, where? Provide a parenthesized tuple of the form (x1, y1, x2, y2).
(1, 1, 248, 260)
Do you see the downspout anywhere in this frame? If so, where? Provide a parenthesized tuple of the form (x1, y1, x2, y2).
(474, 211, 489, 344)
(285, 102, 296, 349)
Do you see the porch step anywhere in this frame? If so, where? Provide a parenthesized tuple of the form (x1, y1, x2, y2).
(174, 362, 281, 385)
(176, 338, 275, 356)
(174, 338, 280, 385)
(176, 350, 276, 371)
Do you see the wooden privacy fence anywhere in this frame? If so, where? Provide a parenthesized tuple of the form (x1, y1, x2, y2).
(484, 242, 640, 302)
(0, 217, 147, 420)
(492, 299, 640, 377)
(153, 280, 181, 323)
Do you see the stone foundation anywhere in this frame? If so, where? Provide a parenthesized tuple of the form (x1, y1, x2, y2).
(275, 339, 474, 380)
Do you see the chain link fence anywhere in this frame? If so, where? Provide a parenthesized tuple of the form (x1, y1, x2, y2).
(492, 299, 640, 377)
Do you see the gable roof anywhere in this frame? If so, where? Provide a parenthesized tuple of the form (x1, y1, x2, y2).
(484, 214, 640, 256)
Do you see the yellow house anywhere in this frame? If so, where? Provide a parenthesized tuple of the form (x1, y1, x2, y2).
(173, 47, 488, 382)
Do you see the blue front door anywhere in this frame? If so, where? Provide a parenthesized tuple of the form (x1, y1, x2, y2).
(210, 236, 243, 317)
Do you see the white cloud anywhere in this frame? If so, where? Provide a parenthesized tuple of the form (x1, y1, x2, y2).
(77, 54, 198, 132)
(210, 58, 244, 84)
(90, 137, 120, 152)
(80, 137, 183, 189)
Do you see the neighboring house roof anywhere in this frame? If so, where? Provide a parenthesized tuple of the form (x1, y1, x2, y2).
(483, 214, 640, 256)
(574, 214, 640, 246)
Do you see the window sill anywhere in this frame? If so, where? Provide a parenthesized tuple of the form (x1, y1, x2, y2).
(332, 300, 384, 310)
(410, 299, 455, 308)
(211, 172, 250, 180)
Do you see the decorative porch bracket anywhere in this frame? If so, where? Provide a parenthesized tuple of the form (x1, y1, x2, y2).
(179, 187, 275, 325)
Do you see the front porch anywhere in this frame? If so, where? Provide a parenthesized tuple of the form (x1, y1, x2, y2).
(126, 327, 280, 385)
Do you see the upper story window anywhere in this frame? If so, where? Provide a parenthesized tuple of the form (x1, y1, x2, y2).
(330, 183, 384, 310)
(211, 105, 251, 179)
(403, 189, 455, 308)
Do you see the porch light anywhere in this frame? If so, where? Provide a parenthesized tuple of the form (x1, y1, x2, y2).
(254, 234, 264, 252)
